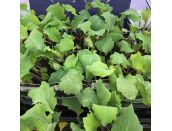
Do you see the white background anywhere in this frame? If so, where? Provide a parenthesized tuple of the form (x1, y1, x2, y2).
(0, 0, 171, 130)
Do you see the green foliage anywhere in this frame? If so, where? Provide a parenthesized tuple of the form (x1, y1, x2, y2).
(83, 113, 101, 131)
(59, 69, 84, 96)
(20, 82, 58, 131)
(20, 1, 151, 130)
(96, 79, 111, 105)
(116, 75, 138, 100)
(86, 61, 114, 77)
(111, 105, 143, 131)
(28, 82, 57, 113)
(92, 104, 118, 127)
(95, 36, 114, 54)
(79, 87, 98, 108)
(110, 52, 130, 68)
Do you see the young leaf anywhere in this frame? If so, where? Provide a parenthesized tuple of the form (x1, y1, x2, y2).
(111, 105, 143, 131)
(95, 37, 114, 54)
(79, 87, 98, 108)
(108, 91, 122, 107)
(46, 3, 66, 20)
(25, 29, 45, 55)
(70, 123, 85, 131)
(71, 9, 90, 29)
(48, 67, 66, 83)
(20, 51, 36, 78)
(78, 21, 91, 34)
(116, 75, 138, 100)
(84, 36, 94, 48)
(21, 13, 40, 30)
(86, 61, 114, 77)
(92, 104, 118, 127)
(59, 69, 84, 96)
(130, 52, 151, 78)
(62, 97, 83, 117)
(55, 33, 74, 52)
(136, 76, 151, 106)
(28, 82, 57, 113)
(141, 8, 151, 22)
(91, 0, 112, 14)
(109, 72, 118, 91)
(102, 11, 117, 33)
(83, 113, 101, 131)
(108, 26, 123, 42)
(20, 24, 28, 41)
(63, 4, 77, 16)
(43, 27, 61, 43)
(89, 15, 106, 32)
(20, 104, 53, 131)
(96, 79, 111, 105)
(136, 31, 151, 54)
(64, 54, 78, 68)
(78, 49, 101, 67)
(119, 40, 134, 53)
(121, 9, 140, 22)
(110, 52, 130, 68)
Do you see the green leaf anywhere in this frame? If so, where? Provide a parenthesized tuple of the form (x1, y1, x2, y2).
(119, 40, 134, 53)
(71, 10, 90, 29)
(108, 26, 123, 42)
(59, 69, 84, 96)
(95, 36, 114, 54)
(86, 61, 114, 77)
(46, 122, 57, 131)
(78, 20, 105, 36)
(102, 12, 117, 33)
(136, 31, 151, 53)
(111, 105, 143, 131)
(21, 13, 40, 30)
(64, 54, 78, 68)
(90, 0, 112, 14)
(110, 52, 130, 68)
(70, 123, 85, 131)
(89, 15, 106, 32)
(20, 104, 53, 131)
(92, 104, 118, 127)
(136, 76, 151, 105)
(130, 52, 151, 78)
(28, 82, 57, 113)
(55, 33, 74, 52)
(20, 51, 35, 78)
(109, 72, 117, 91)
(141, 8, 151, 22)
(79, 87, 98, 108)
(109, 91, 122, 107)
(78, 21, 91, 34)
(84, 36, 94, 48)
(116, 75, 138, 100)
(75, 61, 84, 74)
(78, 49, 101, 67)
(43, 27, 61, 43)
(20, 24, 28, 41)
(52, 112, 61, 123)
(46, 3, 66, 20)
(113, 65, 123, 77)
(63, 4, 77, 16)
(121, 9, 140, 22)
(83, 113, 101, 131)
(96, 79, 111, 105)
(62, 97, 83, 117)
(25, 29, 45, 55)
